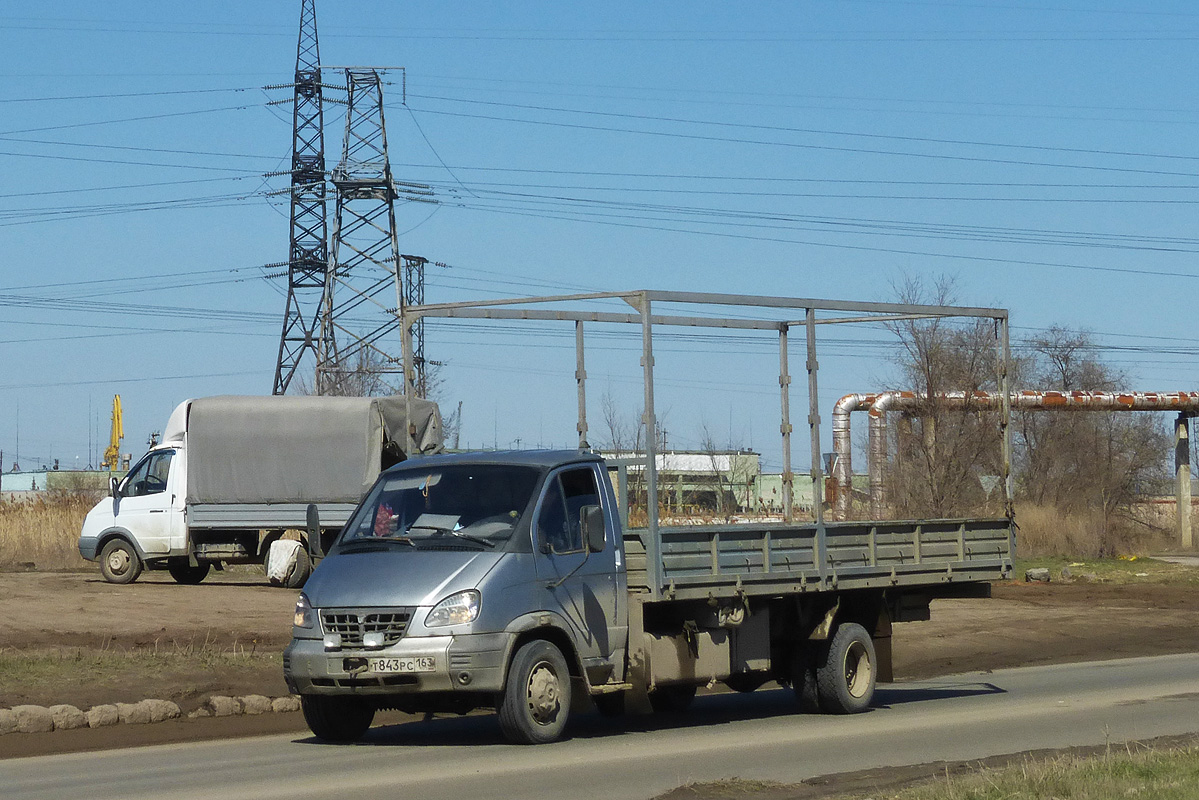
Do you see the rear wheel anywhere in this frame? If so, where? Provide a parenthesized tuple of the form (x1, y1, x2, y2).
(648, 684, 696, 713)
(98, 539, 142, 584)
(790, 645, 823, 712)
(283, 545, 311, 589)
(498, 640, 572, 744)
(724, 673, 767, 693)
(168, 563, 210, 585)
(815, 622, 876, 714)
(300, 695, 375, 742)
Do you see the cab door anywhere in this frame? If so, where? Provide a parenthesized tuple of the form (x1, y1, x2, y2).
(533, 465, 623, 682)
(114, 450, 178, 557)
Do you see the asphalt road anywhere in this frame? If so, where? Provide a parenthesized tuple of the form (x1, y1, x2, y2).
(4, 654, 1199, 800)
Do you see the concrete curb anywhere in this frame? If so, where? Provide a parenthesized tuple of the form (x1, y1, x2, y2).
(0, 695, 302, 734)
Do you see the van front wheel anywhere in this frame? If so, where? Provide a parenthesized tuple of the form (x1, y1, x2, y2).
(99, 539, 142, 584)
(498, 640, 571, 744)
(300, 695, 375, 742)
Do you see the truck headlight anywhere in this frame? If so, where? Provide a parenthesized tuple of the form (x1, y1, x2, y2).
(294, 593, 315, 629)
(425, 590, 480, 627)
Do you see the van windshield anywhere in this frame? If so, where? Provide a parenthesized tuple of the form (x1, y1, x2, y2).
(338, 464, 540, 550)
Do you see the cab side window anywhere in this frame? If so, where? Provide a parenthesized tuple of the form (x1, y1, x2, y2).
(537, 467, 599, 554)
(537, 477, 570, 553)
(123, 451, 174, 497)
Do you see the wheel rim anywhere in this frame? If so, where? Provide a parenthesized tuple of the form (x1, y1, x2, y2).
(106, 548, 130, 575)
(526, 659, 561, 725)
(843, 640, 873, 698)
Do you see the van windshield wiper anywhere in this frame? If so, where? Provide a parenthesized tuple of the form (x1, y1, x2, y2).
(409, 524, 496, 549)
(338, 536, 416, 551)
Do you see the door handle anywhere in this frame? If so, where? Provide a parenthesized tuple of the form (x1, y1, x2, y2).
(149, 509, 165, 514)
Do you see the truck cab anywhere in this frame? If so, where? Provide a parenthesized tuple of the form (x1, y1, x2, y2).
(78, 444, 192, 584)
(284, 450, 628, 743)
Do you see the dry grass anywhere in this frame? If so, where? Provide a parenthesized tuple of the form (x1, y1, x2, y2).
(1013, 502, 1178, 558)
(878, 742, 1199, 800)
(0, 492, 100, 571)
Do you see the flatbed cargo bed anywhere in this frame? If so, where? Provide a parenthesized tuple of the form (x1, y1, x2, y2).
(624, 518, 1013, 600)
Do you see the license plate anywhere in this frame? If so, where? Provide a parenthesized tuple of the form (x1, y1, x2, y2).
(367, 656, 435, 674)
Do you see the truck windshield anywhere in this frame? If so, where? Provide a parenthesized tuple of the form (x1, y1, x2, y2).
(338, 464, 540, 550)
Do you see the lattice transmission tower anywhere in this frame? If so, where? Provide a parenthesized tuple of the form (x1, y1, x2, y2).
(272, 0, 329, 395)
(316, 69, 432, 396)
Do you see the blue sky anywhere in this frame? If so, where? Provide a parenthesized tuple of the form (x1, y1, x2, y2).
(2, 1, 1199, 472)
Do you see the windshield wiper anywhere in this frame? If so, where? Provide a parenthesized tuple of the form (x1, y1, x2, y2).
(409, 524, 496, 549)
(339, 536, 416, 551)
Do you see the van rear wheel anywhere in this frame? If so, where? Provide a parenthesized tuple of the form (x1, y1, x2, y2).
(815, 622, 876, 714)
(648, 684, 696, 713)
(168, 563, 210, 585)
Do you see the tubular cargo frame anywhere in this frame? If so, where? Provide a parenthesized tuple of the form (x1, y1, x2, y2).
(399, 290, 1014, 601)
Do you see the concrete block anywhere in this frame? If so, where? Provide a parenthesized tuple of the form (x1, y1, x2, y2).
(13, 705, 53, 734)
(206, 696, 242, 717)
(271, 696, 301, 713)
(142, 699, 181, 723)
(116, 701, 151, 725)
(239, 695, 272, 715)
(87, 705, 120, 728)
(48, 705, 87, 731)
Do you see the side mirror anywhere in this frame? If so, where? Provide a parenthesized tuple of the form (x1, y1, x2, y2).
(109, 476, 120, 498)
(306, 503, 324, 560)
(581, 505, 605, 553)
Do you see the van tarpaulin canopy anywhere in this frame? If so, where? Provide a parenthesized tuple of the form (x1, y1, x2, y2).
(182, 395, 442, 504)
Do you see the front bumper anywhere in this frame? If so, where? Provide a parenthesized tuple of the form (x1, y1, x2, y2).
(78, 537, 99, 562)
(284, 631, 512, 696)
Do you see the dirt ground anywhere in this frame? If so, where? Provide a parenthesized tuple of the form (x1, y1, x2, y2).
(1, 567, 1197, 760)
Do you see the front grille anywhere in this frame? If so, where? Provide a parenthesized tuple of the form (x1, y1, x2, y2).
(321, 608, 413, 647)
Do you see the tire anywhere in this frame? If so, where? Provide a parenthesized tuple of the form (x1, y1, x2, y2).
(300, 695, 375, 742)
(283, 546, 311, 589)
(790, 645, 823, 713)
(648, 684, 696, 713)
(724, 673, 767, 693)
(98, 539, 143, 585)
(498, 640, 572, 744)
(168, 563, 210, 585)
(814, 622, 877, 715)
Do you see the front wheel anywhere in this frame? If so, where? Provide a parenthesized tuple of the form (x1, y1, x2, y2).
(168, 563, 210, 585)
(98, 539, 143, 584)
(815, 622, 877, 714)
(498, 640, 572, 744)
(300, 695, 375, 742)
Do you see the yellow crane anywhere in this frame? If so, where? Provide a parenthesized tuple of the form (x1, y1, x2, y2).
(101, 394, 123, 471)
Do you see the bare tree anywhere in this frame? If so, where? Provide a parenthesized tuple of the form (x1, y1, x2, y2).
(1015, 327, 1168, 553)
(885, 275, 1003, 518)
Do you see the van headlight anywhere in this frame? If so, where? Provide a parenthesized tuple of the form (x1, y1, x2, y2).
(425, 590, 480, 627)
(294, 593, 315, 629)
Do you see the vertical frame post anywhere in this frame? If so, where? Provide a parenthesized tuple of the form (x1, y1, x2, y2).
(805, 308, 828, 584)
(1176, 413, 1193, 549)
(576, 321, 589, 450)
(639, 293, 662, 599)
(778, 324, 794, 523)
(806, 308, 824, 526)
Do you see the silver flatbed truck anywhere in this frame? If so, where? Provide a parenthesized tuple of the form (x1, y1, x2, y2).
(283, 290, 1015, 743)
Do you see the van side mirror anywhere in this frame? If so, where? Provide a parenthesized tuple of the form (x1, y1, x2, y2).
(581, 505, 605, 553)
(306, 503, 324, 560)
(109, 476, 120, 498)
